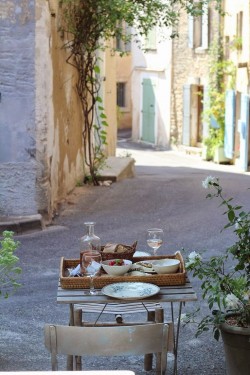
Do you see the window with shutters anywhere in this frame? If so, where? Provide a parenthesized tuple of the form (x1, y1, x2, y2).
(117, 82, 126, 108)
(188, 2, 209, 50)
(116, 22, 131, 53)
(235, 11, 243, 52)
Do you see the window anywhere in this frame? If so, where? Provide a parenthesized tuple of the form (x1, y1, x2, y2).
(235, 11, 243, 52)
(188, 3, 209, 50)
(237, 11, 243, 40)
(116, 22, 131, 53)
(144, 27, 157, 51)
(117, 82, 126, 108)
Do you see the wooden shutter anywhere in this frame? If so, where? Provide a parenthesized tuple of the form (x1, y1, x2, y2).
(183, 84, 191, 145)
(201, 3, 209, 49)
(125, 25, 131, 52)
(224, 90, 235, 159)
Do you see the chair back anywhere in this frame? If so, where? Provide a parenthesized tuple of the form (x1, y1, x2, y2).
(44, 323, 169, 373)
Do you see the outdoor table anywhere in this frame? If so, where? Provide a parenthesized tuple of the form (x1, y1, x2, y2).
(57, 278, 197, 375)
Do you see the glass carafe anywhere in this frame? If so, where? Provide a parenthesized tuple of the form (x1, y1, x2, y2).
(80, 222, 101, 266)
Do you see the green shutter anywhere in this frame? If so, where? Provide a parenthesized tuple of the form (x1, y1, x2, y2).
(145, 27, 157, 50)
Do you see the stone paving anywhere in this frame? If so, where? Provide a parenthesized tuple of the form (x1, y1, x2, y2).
(1, 135, 250, 373)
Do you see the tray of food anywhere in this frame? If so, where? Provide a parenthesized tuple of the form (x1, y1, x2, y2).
(59, 251, 186, 289)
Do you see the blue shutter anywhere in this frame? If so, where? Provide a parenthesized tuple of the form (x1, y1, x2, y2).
(224, 90, 235, 159)
(183, 84, 191, 145)
(239, 94, 249, 171)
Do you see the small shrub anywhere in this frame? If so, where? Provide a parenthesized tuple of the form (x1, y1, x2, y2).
(0, 231, 22, 298)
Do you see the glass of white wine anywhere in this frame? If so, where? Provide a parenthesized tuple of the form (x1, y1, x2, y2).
(147, 228, 163, 255)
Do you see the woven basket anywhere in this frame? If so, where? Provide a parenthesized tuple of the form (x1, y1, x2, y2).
(100, 241, 137, 261)
(60, 252, 186, 289)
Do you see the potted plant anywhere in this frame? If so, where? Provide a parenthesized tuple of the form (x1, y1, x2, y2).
(0, 230, 21, 298)
(182, 176, 250, 375)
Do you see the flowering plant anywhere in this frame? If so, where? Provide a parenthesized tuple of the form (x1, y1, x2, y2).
(183, 176, 250, 340)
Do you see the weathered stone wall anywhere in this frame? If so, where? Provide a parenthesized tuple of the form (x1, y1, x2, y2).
(36, 0, 84, 218)
(116, 53, 132, 130)
(0, 0, 37, 216)
(103, 43, 117, 156)
(0, 0, 84, 219)
(171, 5, 220, 146)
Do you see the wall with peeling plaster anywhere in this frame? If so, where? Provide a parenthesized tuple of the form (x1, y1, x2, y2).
(0, 0, 84, 219)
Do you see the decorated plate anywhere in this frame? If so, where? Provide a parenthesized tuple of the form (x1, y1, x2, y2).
(101, 282, 160, 300)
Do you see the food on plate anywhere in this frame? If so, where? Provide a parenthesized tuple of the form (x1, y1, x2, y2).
(137, 261, 153, 269)
(108, 259, 125, 266)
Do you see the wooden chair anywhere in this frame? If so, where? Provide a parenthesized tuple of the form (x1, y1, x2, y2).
(44, 322, 170, 375)
(73, 306, 173, 372)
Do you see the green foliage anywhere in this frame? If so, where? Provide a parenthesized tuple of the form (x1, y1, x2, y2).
(203, 38, 236, 158)
(183, 177, 250, 340)
(60, 0, 223, 184)
(230, 36, 243, 51)
(0, 231, 22, 298)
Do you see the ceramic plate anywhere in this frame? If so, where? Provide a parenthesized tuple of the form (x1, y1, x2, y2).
(101, 282, 160, 300)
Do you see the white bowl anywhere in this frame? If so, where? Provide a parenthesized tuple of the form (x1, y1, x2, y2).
(151, 259, 180, 274)
(102, 259, 132, 276)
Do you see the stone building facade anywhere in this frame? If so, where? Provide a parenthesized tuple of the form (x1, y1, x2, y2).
(171, 2, 221, 148)
(0, 0, 116, 221)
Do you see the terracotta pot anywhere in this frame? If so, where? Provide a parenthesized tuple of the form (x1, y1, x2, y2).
(220, 319, 250, 375)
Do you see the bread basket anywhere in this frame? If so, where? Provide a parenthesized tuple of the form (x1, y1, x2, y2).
(100, 241, 137, 261)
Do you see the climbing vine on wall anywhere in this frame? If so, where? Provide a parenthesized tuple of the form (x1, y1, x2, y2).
(59, 0, 224, 184)
(203, 37, 236, 158)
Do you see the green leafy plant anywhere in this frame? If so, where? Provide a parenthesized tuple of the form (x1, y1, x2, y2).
(202, 38, 236, 158)
(230, 36, 242, 52)
(0, 231, 22, 298)
(182, 177, 250, 340)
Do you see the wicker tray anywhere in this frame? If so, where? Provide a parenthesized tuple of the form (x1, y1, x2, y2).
(59, 252, 186, 289)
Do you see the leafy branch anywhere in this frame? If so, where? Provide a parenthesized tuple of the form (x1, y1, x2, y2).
(0, 231, 22, 298)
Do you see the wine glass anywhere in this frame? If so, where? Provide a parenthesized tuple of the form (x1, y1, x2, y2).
(81, 250, 102, 295)
(147, 228, 163, 255)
